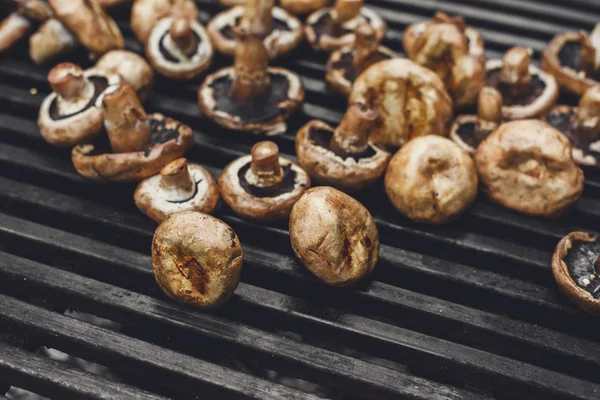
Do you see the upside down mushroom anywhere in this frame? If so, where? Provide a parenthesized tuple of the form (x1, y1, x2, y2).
(95, 50, 154, 102)
(0, 0, 52, 55)
(131, 0, 198, 45)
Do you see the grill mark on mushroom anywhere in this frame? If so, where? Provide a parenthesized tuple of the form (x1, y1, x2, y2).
(173, 256, 209, 295)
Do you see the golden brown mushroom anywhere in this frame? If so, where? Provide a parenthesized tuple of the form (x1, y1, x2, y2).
(95, 50, 154, 102)
(29, 18, 77, 64)
(280, 0, 331, 16)
(131, 0, 198, 45)
(98, 0, 132, 7)
(0, 0, 52, 55)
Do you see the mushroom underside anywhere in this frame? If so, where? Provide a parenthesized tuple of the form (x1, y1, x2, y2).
(546, 108, 600, 165)
(311, 12, 369, 41)
(563, 238, 600, 298)
(455, 121, 493, 149)
(309, 127, 376, 161)
(158, 30, 202, 61)
(330, 49, 393, 83)
(49, 76, 109, 120)
(558, 40, 600, 81)
(221, 15, 291, 40)
(485, 68, 546, 106)
(238, 161, 299, 197)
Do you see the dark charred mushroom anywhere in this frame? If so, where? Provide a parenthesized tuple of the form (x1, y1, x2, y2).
(305, 0, 385, 52)
(152, 211, 243, 309)
(198, 27, 303, 135)
(95, 50, 154, 102)
(72, 84, 193, 182)
(38, 63, 121, 147)
(131, 0, 198, 45)
(486, 47, 559, 120)
(207, 0, 303, 59)
(289, 186, 378, 286)
(0, 0, 52, 54)
(296, 103, 390, 191)
(475, 119, 584, 217)
(280, 0, 331, 15)
(135, 158, 220, 223)
(325, 23, 396, 97)
(385, 135, 478, 224)
(219, 141, 310, 221)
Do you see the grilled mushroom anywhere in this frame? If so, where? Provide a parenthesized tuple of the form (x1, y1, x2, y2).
(0, 0, 52, 54)
(38, 63, 121, 147)
(146, 16, 214, 80)
(280, 0, 331, 15)
(289, 186, 378, 286)
(385, 135, 478, 224)
(72, 84, 193, 182)
(95, 50, 154, 102)
(199, 27, 303, 135)
(486, 47, 559, 120)
(135, 158, 220, 223)
(152, 211, 243, 309)
(207, 0, 303, 59)
(131, 0, 198, 45)
(475, 119, 584, 217)
(29, 18, 77, 64)
(98, 0, 132, 7)
(349, 57, 453, 149)
(296, 103, 390, 191)
(219, 141, 310, 221)
(305, 0, 385, 52)
(325, 23, 396, 97)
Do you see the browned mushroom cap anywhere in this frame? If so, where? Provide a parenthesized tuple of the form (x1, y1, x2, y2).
(280, 0, 331, 15)
(135, 158, 220, 223)
(296, 103, 391, 191)
(152, 211, 243, 309)
(38, 63, 121, 147)
(98, 0, 132, 7)
(29, 18, 77, 64)
(349, 58, 453, 149)
(95, 50, 154, 102)
(207, 0, 303, 58)
(305, 0, 385, 52)
(0, 0, 52, 54)
(475, 119, 584, 217)
(219, 141, 310, 221)
(72, 84, 193, 182)
(131, 0, 198, 45)
(289, 186, 378, 286)
(552, 232, 600, 315)
(325, 23, 396, 96)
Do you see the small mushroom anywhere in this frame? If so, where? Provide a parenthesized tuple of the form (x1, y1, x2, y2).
(135, 158, 220, 223)
(207, 0, 303, 58)
(152, 211, 243, 309)
(29, 18, 77, 65)
(325, 23, 396, 96)
(38, 62, 121, 147)
(198, 27, 303, 135)
(305, 0, 385, 52)
(296, 103, 390, 191)
(486, 47, 559, 120)
(280, 0, 331, 16)
(146, 16, 214, 80)
(131, 0, 198, 45)
(450, 86, 503, 155)
(95, 50, 154, 102)
(72, 84, 193, 181)
(349, 57, 453, 149)
(0, 0, 52, 54)
(219, 141, 310, 221)
(385, 135, 478, 224)
(475, 119, 584, 217)
(289, 186, 378, 286)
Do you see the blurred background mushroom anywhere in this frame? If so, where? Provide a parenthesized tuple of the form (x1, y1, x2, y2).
(131, 0, 198, 45)
(0, 0, 52, 55)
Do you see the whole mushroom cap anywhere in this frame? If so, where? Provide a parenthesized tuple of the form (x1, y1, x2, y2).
(131, 0, 198, 45)
(95, 50, 154, 102)
(152, 211, 243, 309)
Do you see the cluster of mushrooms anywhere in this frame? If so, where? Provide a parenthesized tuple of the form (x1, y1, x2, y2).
(4, 0, 600, 315)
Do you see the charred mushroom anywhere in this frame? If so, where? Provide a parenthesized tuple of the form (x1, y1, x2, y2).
(349, 57, 453, 149)
(95, 50, 154, 102)
(38, 63, 121, 147)
(146, 16, 214, 80)
(199, 28, 303, 135)
(280, 0, 331, 16)
(305, 0, 385, 52)
(325, 23, 396, 96)
(0, 0, 52, 54)
(289, 186, 378, 286)
(135, 158, 220, 223)
(152, 211, 243, 309)
(207, 0, 303, 59)
(475, 119, 584, 217)
(486, 47, 559, 120)
(131, 0, 198, 45)
(72, 84, 193, 181)
(296, 103, 390, 191)
(385, 135, 478, 224)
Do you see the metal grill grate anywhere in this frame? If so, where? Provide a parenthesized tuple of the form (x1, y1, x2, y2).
(1, 0, 600, 399)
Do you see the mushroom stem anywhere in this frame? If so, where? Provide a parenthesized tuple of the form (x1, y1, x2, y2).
(102, 84, 151, 154)
(247, 141, 283, 188)
(353, 23, 378, 72)
(29, 19, 77, 65)
(432, 12, 466, 32)
(48, 63, 92, 101)
(231, 27, 270, 103)
(477, 87, 503, 124)
(576, 86, 600, 142)
(169, 17, 196, 56)
(333, 0, 362, 24)
(330, 103, 378, 155)
(581, 25, 600, 76)
(242, 0, 274, 38)
(500, 47, 532, 96)
(160, 158, 195, 200)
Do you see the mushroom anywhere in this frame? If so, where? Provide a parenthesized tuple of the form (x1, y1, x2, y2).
(475, 119, 584, 217)
(219, 141, 310, 221)
(325, 23, 396, 97)
(280, 0, 331, 16)
(289, 186, 378, 286)
(98, 0, 132, 7)
(95, 50, 154, 102)
(348, 57, 453, 149)
(131, 0, 198, 45)
(207, 0, 303, 59)
(450, 86, 503, 155)
(218, 0, 245, 7)
(305, 0, 385, 52)
(0, 0, 52, 54)
(296, 103, 391, 191)
(72, 84, 193, 182)
(385, 135, 478, 224)
(553, 232, 600, 315)
(198, 27, 303, 135)
(152, 211, 243, 309)
(38, 62, 121, 147)
(485, 47, 559, 120)
(29, 18, 77, 65)
(146, 16, 214, 80)
(135, 158, 220, 223)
